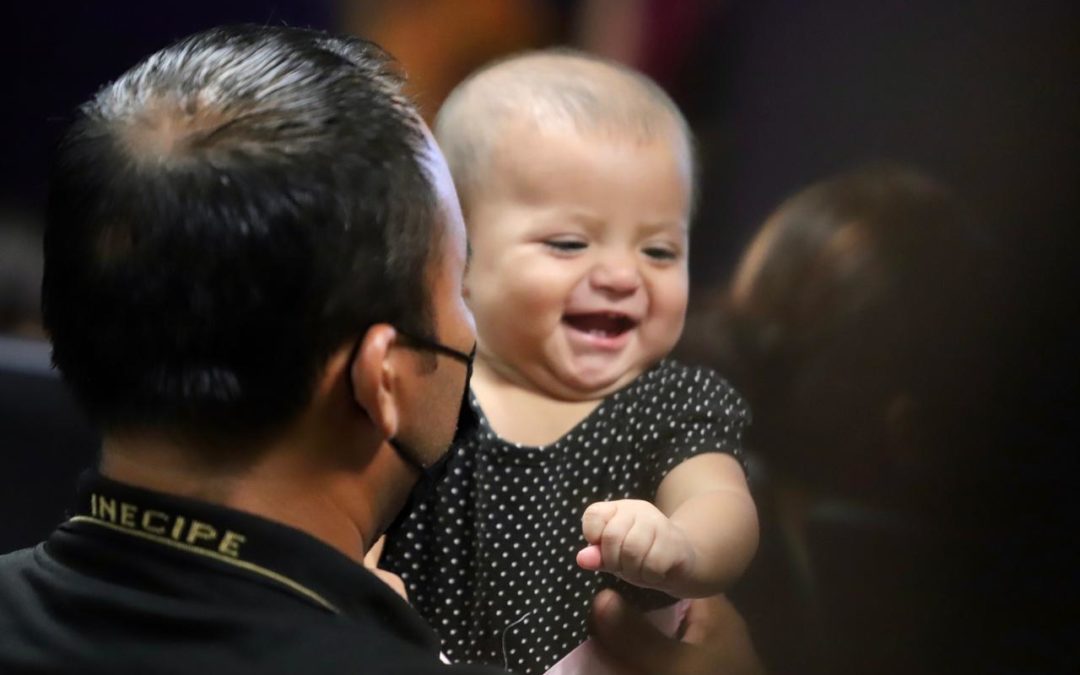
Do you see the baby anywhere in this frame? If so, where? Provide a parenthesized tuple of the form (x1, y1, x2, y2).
(380, 50, 758, 674)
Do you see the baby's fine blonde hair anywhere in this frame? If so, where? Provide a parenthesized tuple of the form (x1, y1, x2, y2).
(435, 49, 697, 218)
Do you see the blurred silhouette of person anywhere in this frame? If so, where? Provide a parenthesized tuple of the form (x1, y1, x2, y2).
(0, 210, 45, 339)
(675, 164, 998, 674)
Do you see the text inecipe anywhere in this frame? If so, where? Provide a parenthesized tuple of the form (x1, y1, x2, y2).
(88, 493, 246, 558)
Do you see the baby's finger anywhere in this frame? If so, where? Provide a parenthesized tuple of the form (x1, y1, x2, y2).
(370, 568, 409, 601)
(364, 535, 386, 568)
(617, 519, 657, 582)
(641, 537, 682, 586)
(600, 511, 635, 574)
(581, 501, 618, 544)
(576, 544, 603, 571)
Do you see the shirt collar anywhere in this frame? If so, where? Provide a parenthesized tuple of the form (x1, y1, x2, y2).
(62, 470, 438, 646)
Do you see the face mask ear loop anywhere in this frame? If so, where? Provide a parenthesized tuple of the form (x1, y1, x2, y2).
(344, 337, 363, 409)
(381, 347, 477, 539)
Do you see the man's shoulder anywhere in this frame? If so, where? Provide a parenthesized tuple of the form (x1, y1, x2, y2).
(0, 546, 38, 613)
(0, 545, 39, 585)
(0, 545, 36, 567)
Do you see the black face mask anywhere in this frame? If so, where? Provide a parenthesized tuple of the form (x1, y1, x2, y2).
(384, 361, 477, 536)
(372, 332, 478, 537)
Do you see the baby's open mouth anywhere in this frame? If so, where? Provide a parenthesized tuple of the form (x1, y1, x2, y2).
(563, 312, 638, 337)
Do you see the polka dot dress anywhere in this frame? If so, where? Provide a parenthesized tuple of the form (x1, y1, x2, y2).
(381, 360, 749, 674)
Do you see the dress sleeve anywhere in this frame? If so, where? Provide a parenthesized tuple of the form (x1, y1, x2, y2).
(644, 361, 751, 495)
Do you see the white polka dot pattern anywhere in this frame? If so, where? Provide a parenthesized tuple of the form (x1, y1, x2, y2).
(382, 360, 749, 674)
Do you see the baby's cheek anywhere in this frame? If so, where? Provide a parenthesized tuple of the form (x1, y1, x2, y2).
(649, 278, 689, 341)
(477, 274, 563, 354)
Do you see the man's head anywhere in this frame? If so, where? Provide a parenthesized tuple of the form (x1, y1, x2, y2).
(434, 50, 695, 400)
(43, 25, 473, 461)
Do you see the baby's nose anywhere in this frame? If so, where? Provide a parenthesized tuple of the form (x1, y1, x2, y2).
(590, 258, 641, 295)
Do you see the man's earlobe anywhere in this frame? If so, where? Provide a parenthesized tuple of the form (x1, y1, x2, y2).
(351, 324, 400, 440)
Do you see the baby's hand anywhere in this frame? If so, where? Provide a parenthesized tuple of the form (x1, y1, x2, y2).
(577, 499, 695, 592)
(370, 568, 409, 602)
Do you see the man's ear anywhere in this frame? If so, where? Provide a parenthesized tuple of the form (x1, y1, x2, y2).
(350, 324, 401, 440)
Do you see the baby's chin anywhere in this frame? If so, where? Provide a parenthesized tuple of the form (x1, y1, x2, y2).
(540, 353, 657, 401)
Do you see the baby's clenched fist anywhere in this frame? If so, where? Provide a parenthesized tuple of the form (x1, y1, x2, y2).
(576, 499, 696, 592)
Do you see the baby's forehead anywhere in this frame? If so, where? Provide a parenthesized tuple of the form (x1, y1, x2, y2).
(503, 92, 692, 161)
(445, 54, 689, 144)
(462, 117, 692, 231)
(494, 105, 687, 155)
(485, 66, 686, 144)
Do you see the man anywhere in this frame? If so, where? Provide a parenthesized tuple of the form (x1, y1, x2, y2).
(0, 24, 499, 674)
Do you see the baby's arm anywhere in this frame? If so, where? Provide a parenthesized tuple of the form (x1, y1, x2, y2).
(577, 453, 758, 598)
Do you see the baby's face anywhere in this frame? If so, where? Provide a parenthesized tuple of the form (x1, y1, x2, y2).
(464, 122, 691, 400)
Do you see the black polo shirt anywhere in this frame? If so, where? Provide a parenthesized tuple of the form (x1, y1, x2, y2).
(0, 472, 506, 675)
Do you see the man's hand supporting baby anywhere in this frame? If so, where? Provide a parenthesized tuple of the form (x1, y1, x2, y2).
(576, 452, 759, 598)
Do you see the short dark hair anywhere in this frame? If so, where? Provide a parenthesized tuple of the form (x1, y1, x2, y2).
(43, 25, 438, 439)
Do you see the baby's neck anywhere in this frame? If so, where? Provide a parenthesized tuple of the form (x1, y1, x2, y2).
(470, 359, 604, 447)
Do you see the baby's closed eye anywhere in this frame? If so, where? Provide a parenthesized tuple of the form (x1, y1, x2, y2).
(543, 238, 588, 253)
(642, 245, 680, 261)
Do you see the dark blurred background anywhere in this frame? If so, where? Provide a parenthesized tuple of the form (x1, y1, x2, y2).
(1, 1, 1077, 673)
